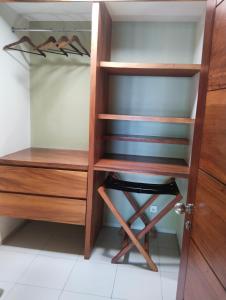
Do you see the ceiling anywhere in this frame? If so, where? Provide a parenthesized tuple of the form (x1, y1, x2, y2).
(107, 1, 206, 22)
(5, 2, 92, 22)
(4, 1, 206, 22)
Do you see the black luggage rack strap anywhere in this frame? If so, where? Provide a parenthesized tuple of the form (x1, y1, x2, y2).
(104, 174, 180, 195)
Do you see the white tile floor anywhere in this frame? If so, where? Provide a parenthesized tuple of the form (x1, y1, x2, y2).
(0, 221, 180, 300)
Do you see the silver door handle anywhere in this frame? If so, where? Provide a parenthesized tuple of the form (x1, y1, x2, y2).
(174, 203, 194, 215)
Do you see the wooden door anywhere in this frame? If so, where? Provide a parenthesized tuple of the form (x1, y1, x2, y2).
(184, 171, 226, 300)
(180, 1, 226, 299)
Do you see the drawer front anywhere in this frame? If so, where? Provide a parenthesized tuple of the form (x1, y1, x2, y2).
(0, 192, 86, 225)
(0, 166, 87, 199)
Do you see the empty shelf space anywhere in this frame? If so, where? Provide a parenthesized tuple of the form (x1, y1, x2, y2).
(94, 154, 189, 178)
(0, 148, 88, 171)
(100, 61, 201, 77)
(104, 134, 189, 145)
(98, 114, 194, 124)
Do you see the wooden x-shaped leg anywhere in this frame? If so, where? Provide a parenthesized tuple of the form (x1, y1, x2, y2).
(98, 185, 158, 271)
(112, 193, 183, 264)
(113, 173, 157, 254)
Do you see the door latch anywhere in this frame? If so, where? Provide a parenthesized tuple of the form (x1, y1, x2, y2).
(185, 220, 192, 231)
(174, 203, 194, 215)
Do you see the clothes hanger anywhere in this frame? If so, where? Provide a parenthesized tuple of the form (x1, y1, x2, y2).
(36, 36, 68, 57)
(3, 36, 46, 57)
(56, 36, 83, 56)
(71, 35, 90, 57)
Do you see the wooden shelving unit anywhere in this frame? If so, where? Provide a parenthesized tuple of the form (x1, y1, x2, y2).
(86, 2, 202, 259)
(104, 134, 189, 145)
(98, 114, 194, 124)
(100, 61, 201, 77)
(94, 154, 189, 178)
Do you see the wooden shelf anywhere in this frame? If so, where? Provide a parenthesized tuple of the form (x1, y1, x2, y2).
(0, 148, 88, 171)
(94, 153, 189, 178)
(100, 61, 201, 77)
(98, 114, 194, 124)
(104, 134, 189, 145)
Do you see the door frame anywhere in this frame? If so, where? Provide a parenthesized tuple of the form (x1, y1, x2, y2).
(176, 0, 216, 299)
(0, 0, 217, 298)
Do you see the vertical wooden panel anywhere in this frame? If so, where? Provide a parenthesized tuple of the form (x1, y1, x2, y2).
(85, 2, 112, 258)
(209, 0, 226, 90)
(176, 1, 216, 299)
(180, 1, 226, 300)
(200, 89, 226, 183)
(184, 240, 226, 300)
(192, 170, 226, 288)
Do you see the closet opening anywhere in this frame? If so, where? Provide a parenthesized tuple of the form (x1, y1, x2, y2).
(88, 1, 207, 299)
(0, 1, 92, 246)
(1, 1, 92, 153)
(0, 1, 209, 300)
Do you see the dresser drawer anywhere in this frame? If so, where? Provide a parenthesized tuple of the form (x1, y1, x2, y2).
(0, 192, 86, 225)
(0, 165, 87, 199)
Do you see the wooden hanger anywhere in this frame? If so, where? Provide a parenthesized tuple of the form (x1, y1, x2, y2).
(56, 36, 83, 56)
(71, 35, 90, 57)
(3, 36, 46, 57)
(36, 36, 68, 57)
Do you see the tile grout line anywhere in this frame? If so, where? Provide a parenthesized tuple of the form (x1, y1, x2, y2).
(58, 256, 80, 299)
(6, 282, 62, 292)
(62, 290, 119, 299)
(110, 264, 118, 299)
(159, 266, 164, 300)
(14, 251, 39, 284)
(0, 282, 16, 300)
(7, 222, 53, 287)
(3, 252, 39, 299)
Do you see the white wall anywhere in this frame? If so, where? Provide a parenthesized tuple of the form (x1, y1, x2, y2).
(0, 4, 30, 242)
(30, 21, 90, 150)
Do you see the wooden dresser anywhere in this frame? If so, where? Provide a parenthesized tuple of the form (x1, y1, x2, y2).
(0, 148, 88, 225)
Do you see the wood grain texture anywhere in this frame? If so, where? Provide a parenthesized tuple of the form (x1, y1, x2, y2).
(85, 2, 112, 258)
(192, 170, 226, 288)
(0, 148, 88, 171)
(104, 134, 189, 145)
(0, 192, 86, 225)
(209, 0, 226, 90)
(94, 154, 189, 177)
(200, 89, 226, 184)
(0, 165, 87, 199)
(100, 61, 201, 77)
(98, 114, 194, 124)
(177, 1, 216, 299)
(184, 240, 226, 300)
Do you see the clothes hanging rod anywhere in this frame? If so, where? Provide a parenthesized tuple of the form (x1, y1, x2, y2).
(12, 27, 91, 33)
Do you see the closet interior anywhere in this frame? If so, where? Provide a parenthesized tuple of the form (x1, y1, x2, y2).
(0, 1, 206, 265)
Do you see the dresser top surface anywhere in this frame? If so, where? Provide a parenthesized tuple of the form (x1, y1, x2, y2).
(0, 148, 88, 171)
